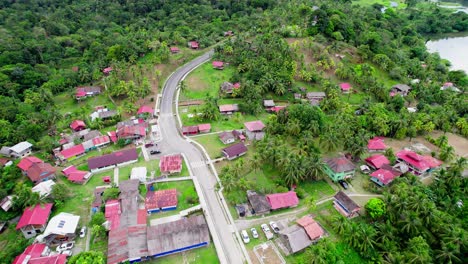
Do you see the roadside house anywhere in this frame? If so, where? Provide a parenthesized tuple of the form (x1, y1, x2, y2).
(219, 131, 236, 144)
(145, 189, 178, 214)
(36, 212, 80, 245)
(390, 84, 411, 96)
(296, 216, 325, 241)
(16, 203, 53, 239)
(365, 154, 390, 170)
(279, 225, 312, 254)
(222, 142, 247, 160)
(70, 120, 86, 132)
(137, 105, 154, 118)
(212, 61, 224, 70)
(333, 191, 360, 218)
(182, 126, 199, 135)
(159, 154, 183, 174)
(146, 215, 210, 258)
(323, 156, 356, 182)
(219, 104, 239, 115)
(247, 190, 271, 215)
(244, 120, 265, 140)
(370, 165, 402, 187)
(88, 148, 138, 173)
(117, 125, 146, 141)
(396, 149, 442, 176)
(266, 191, 299, 210)
(198, 124, 211, 133)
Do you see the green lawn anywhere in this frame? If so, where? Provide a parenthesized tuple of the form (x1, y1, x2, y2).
(182, 62, 235, 100)
(147, 180, 199, 220)
(145, 243, 219, 264)
(300, 180, 336, 201)
(352, 0, 407, 8)
(193, 133, 233, 159)
(118, 157, 160, 182)
(53, 92, 115, 116)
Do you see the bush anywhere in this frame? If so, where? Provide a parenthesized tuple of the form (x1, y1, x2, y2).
(276, 186, 289, 193)
(295, 187, 306, 199)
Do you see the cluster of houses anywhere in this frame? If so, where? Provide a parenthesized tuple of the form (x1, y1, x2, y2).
(323, 137, 443, 187)
(105, 179, 209, 264)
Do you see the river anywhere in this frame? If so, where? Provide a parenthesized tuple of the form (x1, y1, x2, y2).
(425, 1, 468, 72)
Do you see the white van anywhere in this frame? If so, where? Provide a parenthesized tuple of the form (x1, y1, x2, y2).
(241, 230, 250, 243)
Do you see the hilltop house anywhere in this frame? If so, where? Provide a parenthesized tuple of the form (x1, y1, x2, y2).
(244, 120, 265, 140)
(333, 191, 360, 218)
(222, 143, 247, 160)
(390, 84, 411, 96)
(323, 156, 356, 182)
(16, 203, 53, 239)
(75, 86, 102, 100)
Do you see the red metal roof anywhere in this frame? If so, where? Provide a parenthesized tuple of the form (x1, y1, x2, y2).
(219, 104, 238, 112)
(103, 67, 113, 73)
(28, 254, 67, 264)
(137, 209, 147, 225)
(233, 82, 240, 89)
(145, 189, 178, 210)
(189, 41, 199, 48)
(93, 135, 110, 146)
(159, 154, 182, 173)
(68, 171, 88, 183)
(70, 120, 86, 131)
(13, 243, 46, 264)
(339, 82, 351, 91)
(212, 61, 224, 67)
(108, 131, 118, 143)
(170, 47, 180, 52)
(367, 137, 387, 150)
(17, 156, 43, 171)
(26, 163, 56, 182)
(365, 154, 390, 169)
(396, 150, 442, 171)
(266, 191, 299, 210)
(271, 106, 286, 113)
(62, 165, 77, 176)
(297, 216, 324, 240)
(296, 215, 315, 227)
(197, 123, 211, 131)
(75, 89, 86, 97)
(105, 200, 121, 230)
(137, 105, 153, 115)
(60, 144, 85, 159)
(16, 203, 53, 229)
(371, 166, 401, 185)
(244, 120, 265, 132)
(182, 126, 199, 133)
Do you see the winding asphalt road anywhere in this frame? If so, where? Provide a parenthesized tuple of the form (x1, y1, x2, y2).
(157, 51, 245, 264)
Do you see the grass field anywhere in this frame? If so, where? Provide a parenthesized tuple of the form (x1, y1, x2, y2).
(183, 62, 235, 100)
(300, 180, 336, 201)
(353, 0, 407, 8)
(145, 243, 219, 264)
(193, 133, 232, 159)
(147, 180, 199, 220)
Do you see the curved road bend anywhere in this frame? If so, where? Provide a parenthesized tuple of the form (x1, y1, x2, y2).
(158, 51, 245, 264)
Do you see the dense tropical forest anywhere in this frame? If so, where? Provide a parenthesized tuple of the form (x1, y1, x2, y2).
(0, 0, 467, 263)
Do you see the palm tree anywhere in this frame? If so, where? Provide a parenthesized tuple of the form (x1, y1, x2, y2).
(435, 242, 461, 264)
(355, 223, 377, 255)
(306, 154, 325, 180)
(333, 216, 350, 236)
(400, 211, 422, 237)
(319, 132, 340, 152)
(439, 145, 455, 162)
(249, 153, 262, 173)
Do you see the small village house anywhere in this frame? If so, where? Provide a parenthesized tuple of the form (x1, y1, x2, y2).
(32, 179, 56, 198)
(333, 191, 361, 218)
(2, 141, 33, 158)
(70, 120, 86, 132)
(365, 154, 390, 170)
(170, 47, 180, 54)
(189, 41, 199, 49)
(159, 154, 183, 174)
(62, 165, 91, 184)
(390, 84, 411, 96)
(58, 144, 85, 161)
(182, 125, 199, 135)
(222, 142, 247, 160)
(219, 104, 239, 115)
(212, 61, 224, 70)
(323, 156, 356, 182)
(244, 120, 266, 140)
(306, 92, 326, 101)
(88, 148, 138, 173)
(370, 165, 402, 187)
(75, 86, 102, 100)
(16, 203, 53, 239)
(36, 212, 80, 245)
(0, 195, 14, 212)
(105, 199, 121, 231)
(266, 191, 299, 210)
(296, 216, 325, 242)
(247, 190, 271, 215)
(93, 135, 111, 148)
(220, 82, 237, 94)
(13, 243, 67, 264)
(116, 124, 146, 141)
(396, 149, 442, 176)
(367, 137, 387, 152)
(440, 82, 461, 92)
(197, 124, 211, 133)
(145, 189, 178, 214)
(219, 131, 236, 144)
(263, 100, 275, 110)
(103, 67, 113, 75)
(278, 225, 312, 254)
(339, 83, 351, 93)
(137, 105, 154, 118)
(17, 156, 56, 184)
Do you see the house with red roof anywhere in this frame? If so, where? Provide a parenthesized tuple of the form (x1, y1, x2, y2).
(222, 142, 248, 160)
(189, 41, 199, 49)
(339, 83, 351, 93)
(323, 156, 356, 182)
(13, 243, 67, 264)
(198, 124, 211, 133)
(170, 47, 180, 53)
(266, 191, 299, 210)
(62, 165, 91, 184)
(70, 120, 86, 131)
(93, 135, 111, 148)
(244, 120, 266, 140)
(16, 203, 53, 239)
(75, 86, 102, 100)
(137, 105, 154, 117)
(17, 156, 43, 172)
(212, 61, 224, 70)
(296, 216, 325, 241)
(108, 131, 118, 143)
(365, 154, 390, 170)
(370, 165, 402, 186)
(160, 154, 183, 174)
(17, 156, 56, 184)
(58, 144, 85, 161)
(219, 104, 239, 115)
(182, 125, 199, 135)
(145, 189, 178, 214)
(105, 199, 121, 231)
(103, 67, 113, 75)
(367, 137, 387, 152)
(116, 125, 146, 141)
(396, 149, 442, 176)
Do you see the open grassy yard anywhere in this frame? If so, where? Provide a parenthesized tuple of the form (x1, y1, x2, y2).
(53, 92, 116, 116)
(193, 133, 231, 159)
(145, 243, 219, 264)
(353, 0, 407, 8)
(118, 157, 160, 182)
(147, 180, 199, 220)
(300, 180, 336, 201)
(183, 61, 235, 100)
